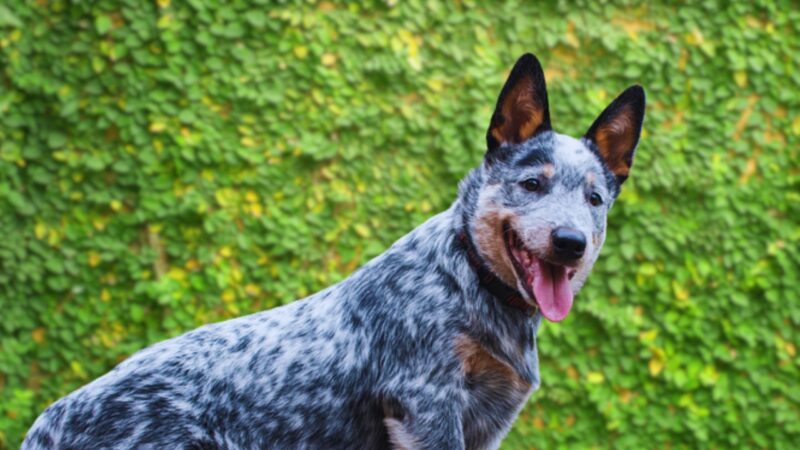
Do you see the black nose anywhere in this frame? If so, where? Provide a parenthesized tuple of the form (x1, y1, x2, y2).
(552, 227, 586, 261)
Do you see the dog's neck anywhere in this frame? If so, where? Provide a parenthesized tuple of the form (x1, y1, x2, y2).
(346, 180, 542, 383)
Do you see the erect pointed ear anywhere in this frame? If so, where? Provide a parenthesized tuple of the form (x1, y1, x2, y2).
(584, 85, 646, 186)
(486, 53, 551, 158)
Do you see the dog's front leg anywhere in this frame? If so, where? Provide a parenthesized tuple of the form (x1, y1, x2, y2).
(384, 401, 464, 450)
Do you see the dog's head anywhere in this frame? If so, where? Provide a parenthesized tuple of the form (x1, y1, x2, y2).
(467, 53, 645, 322)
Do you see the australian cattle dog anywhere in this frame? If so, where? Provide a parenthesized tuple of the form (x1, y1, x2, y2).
(24, 53, 645, 449)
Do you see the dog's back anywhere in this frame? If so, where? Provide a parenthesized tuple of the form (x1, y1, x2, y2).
(24, 295, 393, 448)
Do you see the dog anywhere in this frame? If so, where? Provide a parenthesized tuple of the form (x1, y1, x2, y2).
(23, 53, 645, 450)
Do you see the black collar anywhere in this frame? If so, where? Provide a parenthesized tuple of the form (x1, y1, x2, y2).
(456, 230, 538, 316)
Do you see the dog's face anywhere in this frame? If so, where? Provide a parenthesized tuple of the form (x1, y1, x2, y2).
(470, 54, 645, 322)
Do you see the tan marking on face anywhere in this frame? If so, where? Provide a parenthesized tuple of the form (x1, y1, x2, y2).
(542, 163, 555, 178)
(472, 186, 517, 288)
(454, 334, 531, 391)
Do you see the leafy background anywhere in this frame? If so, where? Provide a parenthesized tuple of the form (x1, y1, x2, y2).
(1, 0, 798, 448)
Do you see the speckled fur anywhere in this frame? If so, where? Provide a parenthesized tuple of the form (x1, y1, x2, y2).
(23, 54, 644, 450)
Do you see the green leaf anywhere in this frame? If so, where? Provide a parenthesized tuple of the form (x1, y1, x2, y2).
(95, 15, 112, 35)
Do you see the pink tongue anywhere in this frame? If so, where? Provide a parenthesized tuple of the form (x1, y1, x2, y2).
(529, 260, 574, 322)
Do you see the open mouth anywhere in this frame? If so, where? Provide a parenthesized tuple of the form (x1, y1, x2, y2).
(503, 223, 577, 322)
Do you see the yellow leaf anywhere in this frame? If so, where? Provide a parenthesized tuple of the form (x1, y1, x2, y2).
(672, 280, 690, 301)
(648, 357, 664, 376)
(791, 116, 800, 135)
(32, 328, 46, 344)
(734, 70, 748, 88)
(101, 288, 111, 302)
(586, 371, 605, 384)
(168, 267, 186, 281)
(618, 388, 634, 404)
(354, 224, 370, 238)
(222, 290, 236, 303)
(185, 259, 200, 271)
(426, 78, 444, 92)
(565, 21, 580, 47)
(157, 13, 172, 29)
(47, 229, 60, 246)
(110, 199, 123, 211)
(685, 29, 705, 46)
(321, 53, 337, 66)
(678, 48, 688, 72)
(70, 361, 87, 379)
(592, 88, 608, 103)
(420, 200, 432, 212)
(566, 366, 579, 381)
(639, 329, 658, 344)
(293, 46, 309, 59)
(35, 222, 47, 239)
(700, 364, 720, 385)
(245, 284, 261, 296)
(88, 251, 101, 267)
(149, 121, 167, 133)
(649, 348, 666, 376)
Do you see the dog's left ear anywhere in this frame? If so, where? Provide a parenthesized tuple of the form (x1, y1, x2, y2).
(584, 85, 646, 186)
(486, 53, 552, 160)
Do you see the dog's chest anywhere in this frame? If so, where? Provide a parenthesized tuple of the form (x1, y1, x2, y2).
(456, 336, 533, 450)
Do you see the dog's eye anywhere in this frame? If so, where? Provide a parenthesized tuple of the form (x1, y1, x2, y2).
(589, 192, 603, 206)
(521, 178, 541, 192)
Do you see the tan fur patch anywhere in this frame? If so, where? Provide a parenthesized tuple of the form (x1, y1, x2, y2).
(472, 187, 517, 288)
(542, 163, 555, 178)
(454, 335, 531, 391)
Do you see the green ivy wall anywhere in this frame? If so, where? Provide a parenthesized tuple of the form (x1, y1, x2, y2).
(1, 1, 798, 448)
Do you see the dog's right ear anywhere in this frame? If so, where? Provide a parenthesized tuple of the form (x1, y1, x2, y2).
(486, 53, 551, 161)
(584, 85, 646, 186)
